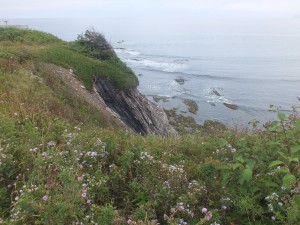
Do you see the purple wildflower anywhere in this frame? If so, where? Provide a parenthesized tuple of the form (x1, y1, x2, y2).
(42, 195, 48, 201)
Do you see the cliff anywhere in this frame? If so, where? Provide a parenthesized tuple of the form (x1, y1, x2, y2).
(94, 77, 177, 136)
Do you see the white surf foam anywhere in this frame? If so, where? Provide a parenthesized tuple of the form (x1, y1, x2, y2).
(114, 48, 141, 56)
(125, 59, 187, 73)
(203, 87, 232, 104)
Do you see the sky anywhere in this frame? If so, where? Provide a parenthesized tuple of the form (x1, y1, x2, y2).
(0, 0, 300, 19)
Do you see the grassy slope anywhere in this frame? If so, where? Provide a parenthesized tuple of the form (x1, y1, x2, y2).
(0, 28, 300, 225)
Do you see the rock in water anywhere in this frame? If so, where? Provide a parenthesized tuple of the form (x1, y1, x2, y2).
(175, 78, 185, 85)
(94, 78, 177, 136)
(212, 89, 221, 96)
(223, 103, 238, 110)
(182, 99, 198, 114)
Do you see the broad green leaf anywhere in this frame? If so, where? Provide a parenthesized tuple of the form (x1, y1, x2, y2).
(278, 151, 288, 160)
(277, 167, 290, 173)
(291, 146, 300, 154)
(239, 168, 252, 184)
(282, 174, 296, 190)
(235, 155, 245, 164)
(262, 181, 280, 188)
(293, 195, 300, 206)
(288, 157, 299, 163)
(232, 163, 242, 170)
(278, 112, 286, 121)
(269, 160, 284, 168)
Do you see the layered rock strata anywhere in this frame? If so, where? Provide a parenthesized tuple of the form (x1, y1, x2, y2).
(94, 78, 177, 136)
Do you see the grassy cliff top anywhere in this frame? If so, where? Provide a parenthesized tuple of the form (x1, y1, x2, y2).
(0, 28, 138, 90)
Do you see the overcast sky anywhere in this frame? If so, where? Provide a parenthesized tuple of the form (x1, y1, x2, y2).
(1, 0, 300, 18)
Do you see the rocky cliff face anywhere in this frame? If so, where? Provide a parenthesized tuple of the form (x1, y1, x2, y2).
(94, 77, 177, 136)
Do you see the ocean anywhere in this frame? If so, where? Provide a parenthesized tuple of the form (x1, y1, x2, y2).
(5, 17, 300, 127)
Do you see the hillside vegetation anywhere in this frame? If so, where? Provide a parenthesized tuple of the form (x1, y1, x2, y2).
(0, 28, 300, 225)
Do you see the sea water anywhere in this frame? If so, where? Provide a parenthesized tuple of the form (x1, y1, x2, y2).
(6, 17, 300, 127)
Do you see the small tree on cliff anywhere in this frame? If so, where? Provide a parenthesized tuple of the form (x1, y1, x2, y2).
(75, 28, 115, 60)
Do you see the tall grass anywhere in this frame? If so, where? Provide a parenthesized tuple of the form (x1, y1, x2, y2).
(0, 28, 61, 44)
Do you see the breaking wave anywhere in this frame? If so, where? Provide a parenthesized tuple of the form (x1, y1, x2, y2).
(124, 58, 187, 73)
(114, 48, 141, 56)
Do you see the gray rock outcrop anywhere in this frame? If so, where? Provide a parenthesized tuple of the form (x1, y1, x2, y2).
(94, 77, 177, 136)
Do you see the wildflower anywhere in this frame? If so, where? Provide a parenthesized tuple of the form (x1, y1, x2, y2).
(271, 216, 276, 220)
(179, 205, 185, 210)
(205, 212, 213, 220)
(221, 206, 227, 210)
(15, 196, 19, 201)
(81, 192, 87, 198)
(42, 195, 48, 201)
(127, 219, 132, 224)
(87, 199, 91, 204)
(202, 208, 208, 213)
(267, 204, 274, 212)
(47, 141, 56, 147)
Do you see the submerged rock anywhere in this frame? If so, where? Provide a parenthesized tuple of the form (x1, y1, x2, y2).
(153, 95, 169, 103)
(223, 103, 238, 110)
(175, 78, 185, 85)
(94, 78, 177, 136)
(182, 99, 198, 114)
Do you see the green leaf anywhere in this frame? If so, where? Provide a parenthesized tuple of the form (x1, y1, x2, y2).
(269, 160, 284, 168)
(219, 138, 228, 147)
(291, 145, 300, 155)
(288, 157, 299, 163)
(295, 119, 300, 130)
(268, 121, 280, 132)
(232, 163, 242, 170)
(235, 155, 245, 164)
(293, 195, 300, 206)
(278, 151, 288, 160)
(278, 112, 286, 121)
(282, 174, 296, 190)
(222, 171, 232, 186)
(239, 168, 252, 184)
(277, 167, 290, 173)
(246, 159, 255, 170)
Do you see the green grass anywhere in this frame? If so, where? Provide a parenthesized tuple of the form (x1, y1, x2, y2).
(0, 108, 299, 224)
(38, 45, 138, 90)
(0, 27, 61, 44)
(0, 28, 138, 90)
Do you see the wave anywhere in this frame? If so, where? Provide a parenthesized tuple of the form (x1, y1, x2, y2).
(139, 68, 239, 81)
(203, 87, 232, 104)
(114, 48, 141, 56)
(124, 58, 187, 73)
